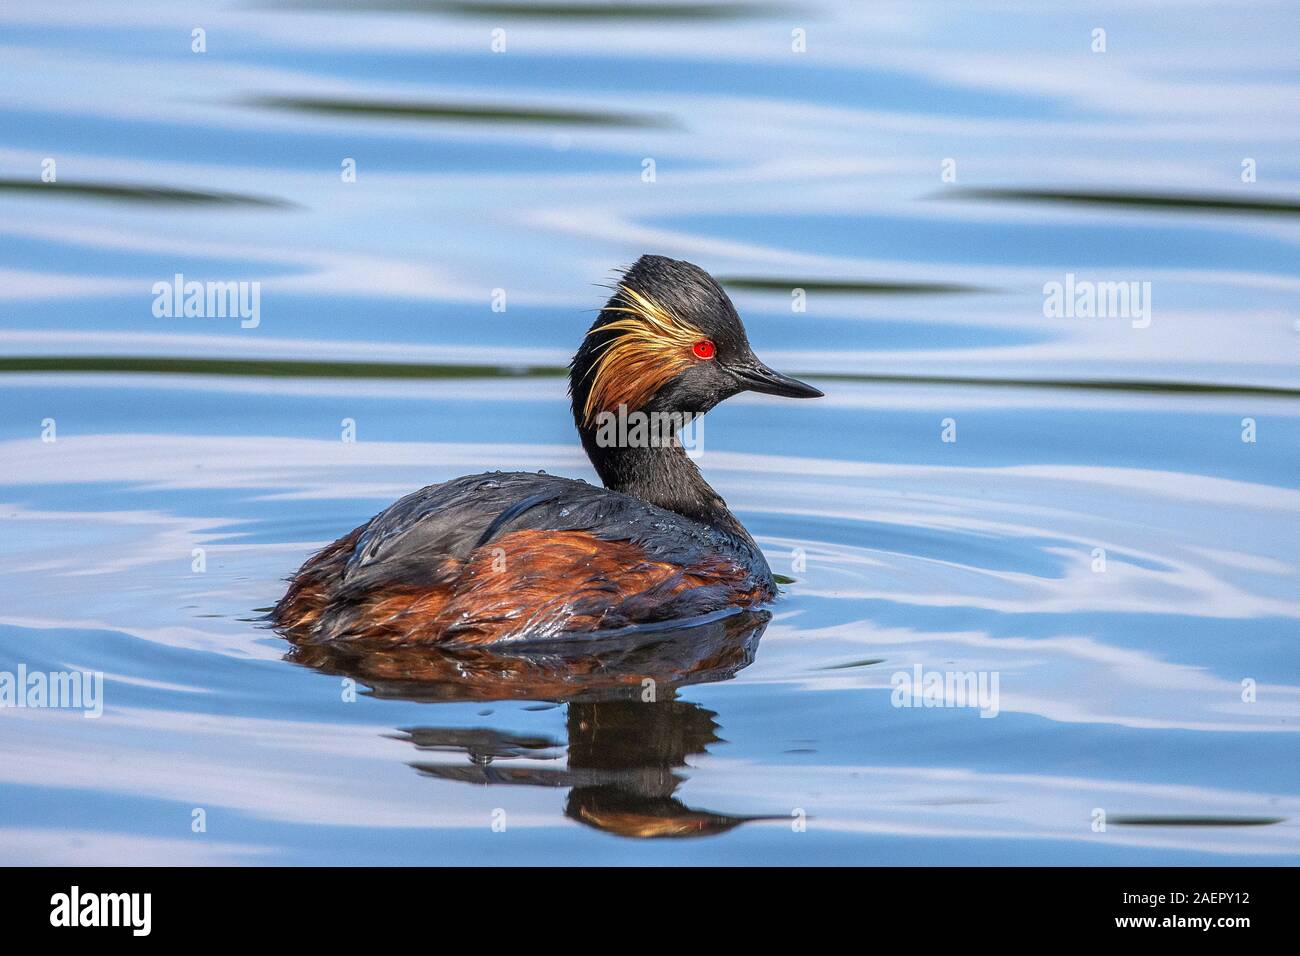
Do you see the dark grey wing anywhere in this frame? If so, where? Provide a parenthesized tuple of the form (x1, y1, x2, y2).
(341, 472, 587, 591)
(336, 470, 769, 612)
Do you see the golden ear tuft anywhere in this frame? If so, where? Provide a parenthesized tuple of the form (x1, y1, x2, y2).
(581, 285, 703, 426)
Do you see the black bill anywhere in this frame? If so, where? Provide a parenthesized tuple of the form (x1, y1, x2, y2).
(730, 357, 824, 399)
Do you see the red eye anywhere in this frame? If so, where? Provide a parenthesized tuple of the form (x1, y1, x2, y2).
(692, 339, 715, 360)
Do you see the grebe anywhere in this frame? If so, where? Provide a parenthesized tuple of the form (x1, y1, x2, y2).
(272, 255, 822, 647)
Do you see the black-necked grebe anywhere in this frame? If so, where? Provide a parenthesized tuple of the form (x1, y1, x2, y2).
(272, 255, 822, 647)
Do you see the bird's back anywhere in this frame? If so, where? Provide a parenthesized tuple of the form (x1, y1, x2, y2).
(272, 471, 775, 647)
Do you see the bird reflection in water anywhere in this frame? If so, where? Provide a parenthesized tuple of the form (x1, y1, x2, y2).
(286, 610, 782, 838)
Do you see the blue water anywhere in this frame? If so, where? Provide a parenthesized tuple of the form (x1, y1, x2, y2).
(1, 1, 1298, 864)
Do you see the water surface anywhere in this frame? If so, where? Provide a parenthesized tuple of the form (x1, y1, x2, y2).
(1, 0, 1298, 864)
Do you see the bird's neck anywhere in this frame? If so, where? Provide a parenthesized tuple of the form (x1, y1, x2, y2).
(578, 425, 749, 539)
